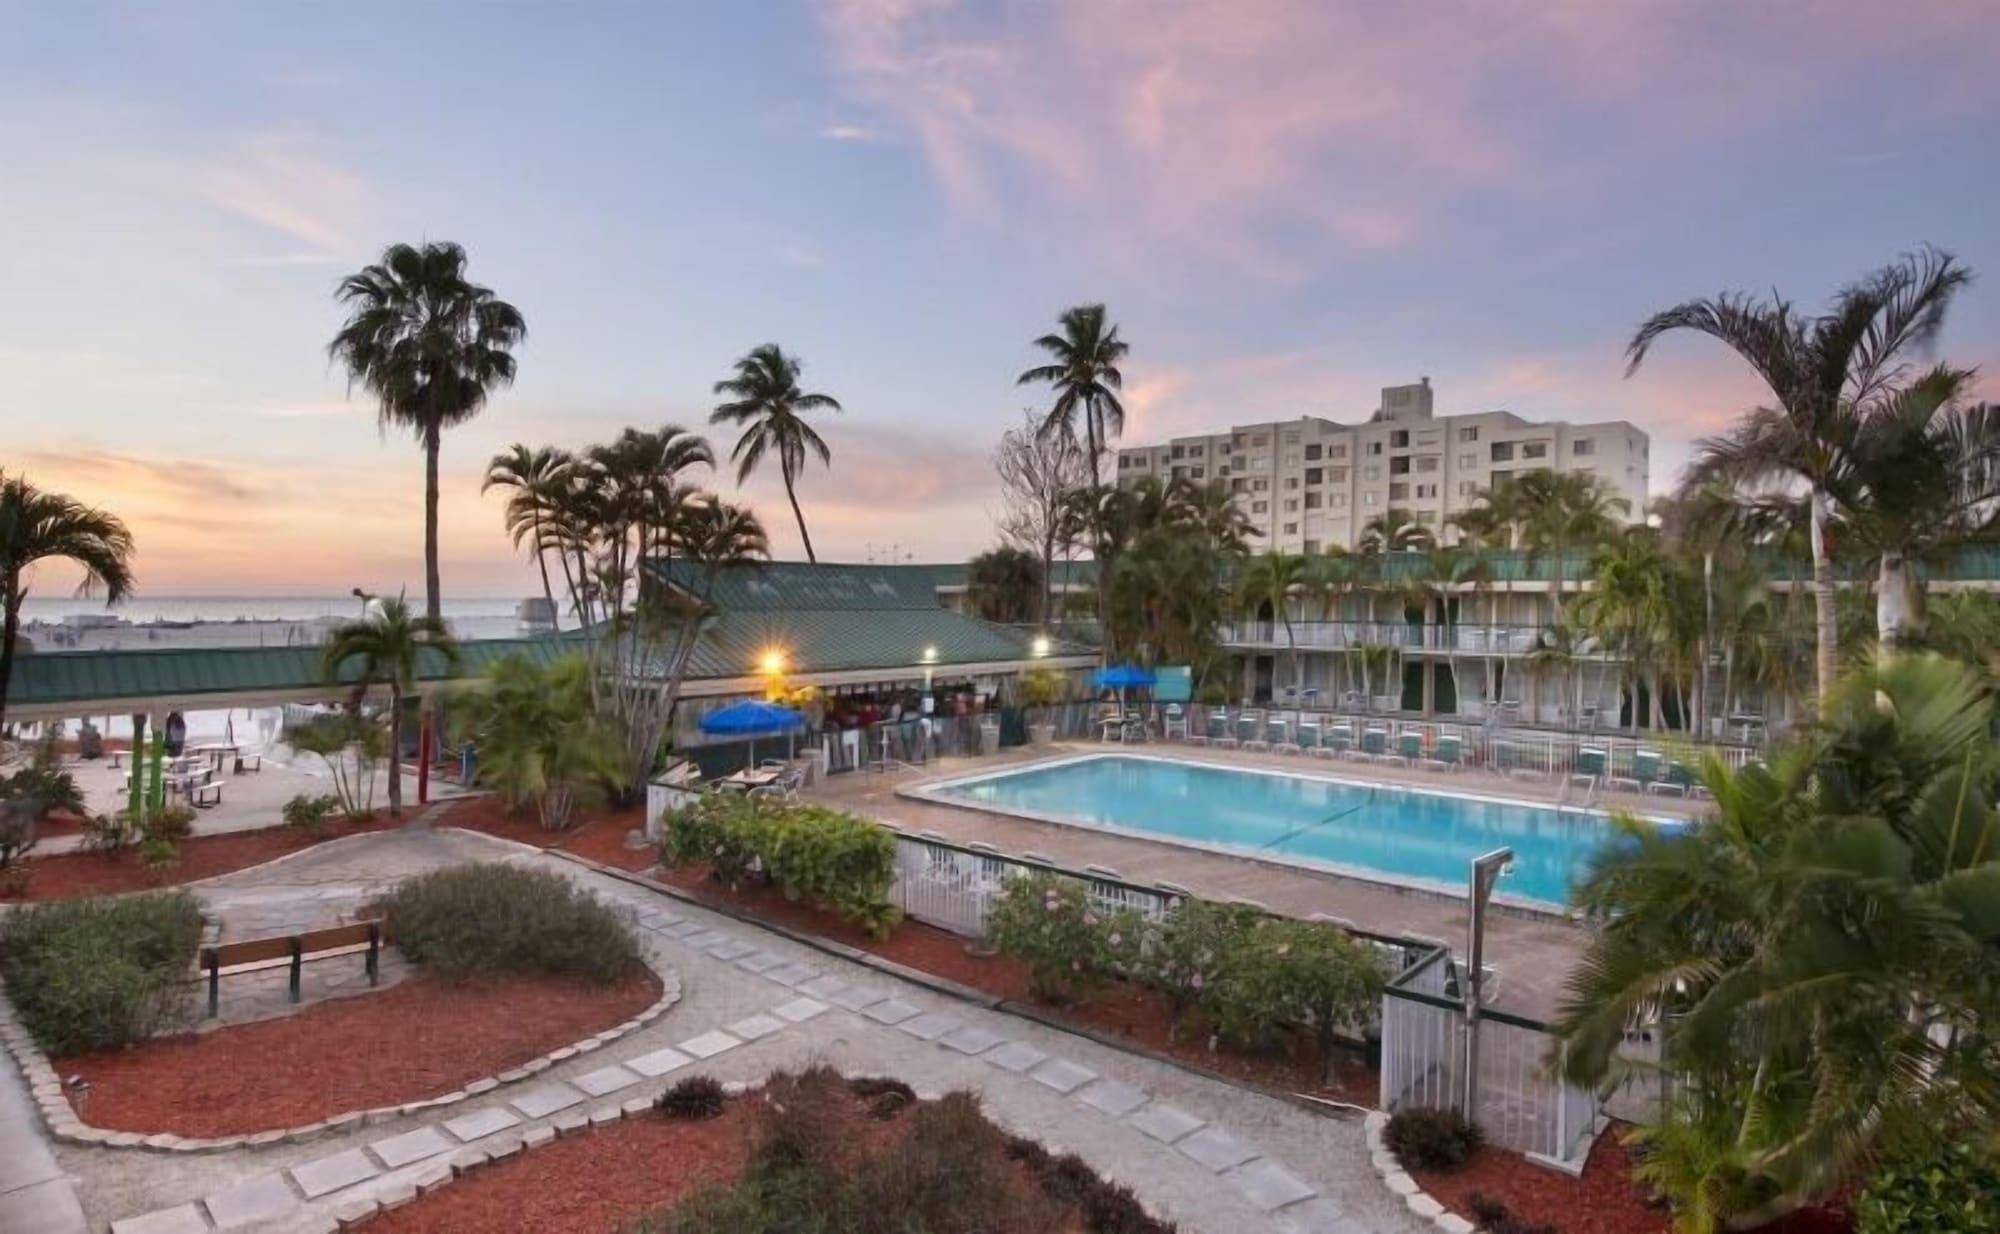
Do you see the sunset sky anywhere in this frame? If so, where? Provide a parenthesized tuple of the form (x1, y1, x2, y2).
(4, 1, 1997, 600)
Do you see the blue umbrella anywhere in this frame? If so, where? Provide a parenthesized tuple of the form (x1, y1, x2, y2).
(1093, 665, 1157, 689)
(699, 699, 804, 767)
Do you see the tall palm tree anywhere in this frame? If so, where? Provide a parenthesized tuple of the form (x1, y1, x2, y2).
(1497, 470, 1629, 626)
(1236, 551, 1308, 699)
(0, 474, 135, 732)
(483, 444, 575, 630)
(330, 241, 526, 622)
(1017, 304, 1129, 489)
(1627, 246, 1972, 703)
(710, 344, 840, 563)
(322, 594, 459, 816)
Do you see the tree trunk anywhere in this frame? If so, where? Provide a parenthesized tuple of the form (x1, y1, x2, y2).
(0, 568, 19, 734)
(1876, 552, 1921, 651)
(423, 424, 443, 624)
(783, 458, 816, 564)
(1809, 488, 1837, 703)
(386, 688, 403, 816)
(531, 511, 559, 632)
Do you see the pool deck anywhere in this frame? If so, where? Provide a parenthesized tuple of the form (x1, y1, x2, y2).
(806, 739, 1703, 1024)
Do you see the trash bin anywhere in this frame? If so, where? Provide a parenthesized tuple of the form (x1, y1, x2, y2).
(979, 720, 1001, 757)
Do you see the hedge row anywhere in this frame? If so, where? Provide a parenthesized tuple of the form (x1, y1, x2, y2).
(0, 891, 203, 1055)
(664, 795, 900, 937)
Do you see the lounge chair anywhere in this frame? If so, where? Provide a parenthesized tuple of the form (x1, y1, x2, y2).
(1423, 734, 1464, 772)
(1607, 748, 1662, 794)
(1294, 718, 1322, 756)
(1394, 731, 1424, 765)
(1268, 715, 1296, 754)
(1358, 727, 1389, 762)
(1650, 759, 1699, 797)
(1319, 722, 1354, 760)
(1570, 746, 1607, 797)
(1212, 710, 1241, 749)
(1240, 711, 1269, 752)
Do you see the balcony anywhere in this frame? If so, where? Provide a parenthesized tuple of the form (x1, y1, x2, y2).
(1218, 620, 1563, 656)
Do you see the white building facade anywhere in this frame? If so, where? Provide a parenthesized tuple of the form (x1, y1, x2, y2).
(1114, 379, 1650, 552)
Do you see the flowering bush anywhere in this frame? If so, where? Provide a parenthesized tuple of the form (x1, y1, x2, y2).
(1202, 916, 1384, 1076)
(1148, 898, 1262, 1040)
(664, 794, 900, 937)
(986, 872, 1117, 1003)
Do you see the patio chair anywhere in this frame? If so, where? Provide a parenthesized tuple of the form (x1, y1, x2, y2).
(1606, 748, 1663, 794)
(1650, 759, 1699, 797)
(1393, 730, 1424, 765)
(1319, 722, 1353, 760)
(1423, 733, 1464, 772)
(1294, 717, 1322, 756)
(1163, 704, 1189, 741)
(1211, 710, 1240, 749)
(1358, 727, 1388, 761)
(1570, 746, 1607, 797)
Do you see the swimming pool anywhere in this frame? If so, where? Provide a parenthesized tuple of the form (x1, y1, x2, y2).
(913, 754, 1666, 908)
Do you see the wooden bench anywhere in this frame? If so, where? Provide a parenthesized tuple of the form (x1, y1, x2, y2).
(190, 780, 224, 808)
(200, 920, 390, 1018)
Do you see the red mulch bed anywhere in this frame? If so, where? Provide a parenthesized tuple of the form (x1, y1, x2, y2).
(655, 862, 1379, 1107)
(366, 1099, 758, 1234)
(58, 969, 663, 1137)
(442, 798, 658, 873)
(3, 814, 404, 902)
(1414, 1128, 1853, 1234)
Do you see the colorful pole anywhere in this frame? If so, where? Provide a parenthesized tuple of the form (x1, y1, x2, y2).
(417, 709, 431, 806)
(128, 714, 146, 824)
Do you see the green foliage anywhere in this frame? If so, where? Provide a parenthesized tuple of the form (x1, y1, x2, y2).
(284, 712, 386, 818)
(1556, 654, 2000, 1232)
(0, 741, 86, 819)
(986, 872, 1116, 1003)
(382, 863, 640, 985)
(453, 653, 619, 830)
(1467, 1194, 1557, 1234)
(1199, 916, 1385, 1065)
(664, 795, 899, 937)
(0, 892, 202, 1054)
(141, 804, 194, 846)
(1148, 898, 1264, 1033)
(1018, 666, 1070, 708)
(283, 792, 342, 839)
(1855, 1139, 2000, 1234)
(655, 1075, 727, 1120)
(1384, 1107, 1483, 1172)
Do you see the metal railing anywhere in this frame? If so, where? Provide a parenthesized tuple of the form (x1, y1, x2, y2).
(1220, 620, 1588, 656)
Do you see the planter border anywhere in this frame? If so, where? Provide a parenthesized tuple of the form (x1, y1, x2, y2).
(0, 948, 681, 1155)
(1364, 1109, 1481, 1234)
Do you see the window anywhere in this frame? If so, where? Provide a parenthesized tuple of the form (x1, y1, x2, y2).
(1189, 444, 1205, 457)
(1390, 456, 1411, 475)
(1415, 483, 1438, 499)
(1491, 442, 1516, 462)
(1253, 478, 1269, 492)
(1523, 441, 1549, 460)
(1171, 466, 1185, 480)
(1191, 466, 1205, 479)
(1283, 452, 1300, 467)
(1284, 498, 1299, 512)
(1572, 438, 1596, 457)
(1457, 481, 1477, 496)
(1364, 492, 1380, 507)
(1390, 430, 1409, 448)
(1363, 465, 1381, 481)
(1304, 492, 1322, 509)
(1458, 427, 1479, 443)
(1389, 482, 1410, 500)
(1252, 501, 1269, 514)
(1458, 453, 1476, 469)
(1251, 433, 1269, 446)
(1330, 466, 1350, 483)
(1171, 444, 1186, 459)
(1304, 444, 1323, 461)
(1303, 539, 1320, 554)
(1231, 478, 1247, 493)
(1332, 493, 1349, 508)
(1328, 444, 1349, 460)
(1367, 441, 1384, 456)
(1284, 477, 1299, 490)
(1282, 432, 1298, 445)
(1283, 522, 1298, 535)
(1415, 455, 1439, 473)
(1120, 455, 1135, 469)
(1305, 467, 1323, 485)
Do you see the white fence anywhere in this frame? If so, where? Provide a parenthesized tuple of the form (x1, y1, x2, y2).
(1379, 945, 1607, 1168)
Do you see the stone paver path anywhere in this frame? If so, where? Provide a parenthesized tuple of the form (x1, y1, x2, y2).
(62, 828, 1424, 1234)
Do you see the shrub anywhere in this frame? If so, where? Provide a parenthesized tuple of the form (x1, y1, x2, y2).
(381, 863, 641, 984)
(656, 1075, 727, 1120)
(848, 1075, 916, 1120)
(986, 871, 1120, 1003)
(453, 653, 619, 830)
(283, 793, 342, 839)
(1200, 916, 1384, 1075)
(0, 891, 203, 1054)
(1385, 1107, 1483, 1172)
(141, 805, 195, 846)
(665, 796, 900, 937)
(1467, 1194, 1557, 1234)
(1148, 898, 1261, 1037)
(1855, 1138, 2000, 1233)
(78, 812, 133, 856)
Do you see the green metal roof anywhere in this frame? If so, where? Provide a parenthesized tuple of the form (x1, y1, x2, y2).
(7, 638, 578, 710)
(647, 558, 1098, 610)
(681, 608, 1089, 679)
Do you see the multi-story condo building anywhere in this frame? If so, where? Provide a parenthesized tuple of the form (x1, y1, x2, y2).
(1114, 379, 1650, 553)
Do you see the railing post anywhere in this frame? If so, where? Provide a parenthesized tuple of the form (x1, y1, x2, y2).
(288, 937, 303, 1003)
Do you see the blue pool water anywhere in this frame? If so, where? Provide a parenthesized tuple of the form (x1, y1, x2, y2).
(926, 755, 1653, 907)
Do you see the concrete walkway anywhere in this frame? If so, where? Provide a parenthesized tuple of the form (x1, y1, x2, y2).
(0, 1037, 88, 1233)
(57, 829, 1425, 1234)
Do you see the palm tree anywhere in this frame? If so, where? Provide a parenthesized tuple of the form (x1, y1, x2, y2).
(710, 344, 840, 563)
(322, 594, 459, 816)
(1017, 304, 1129, 489)
(483, 445, 575, 630)
(967, 546, 1043, 623)
(0, 474, 134, 731)
(1556, 655, 2000, 1231)
(331, 241, 526, 622)
(1236, 551, 1308, 699)
(1497, 470, 1629, 627)
(1833, 368, 2000, 648)
(1627, 246, 1972, 703)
